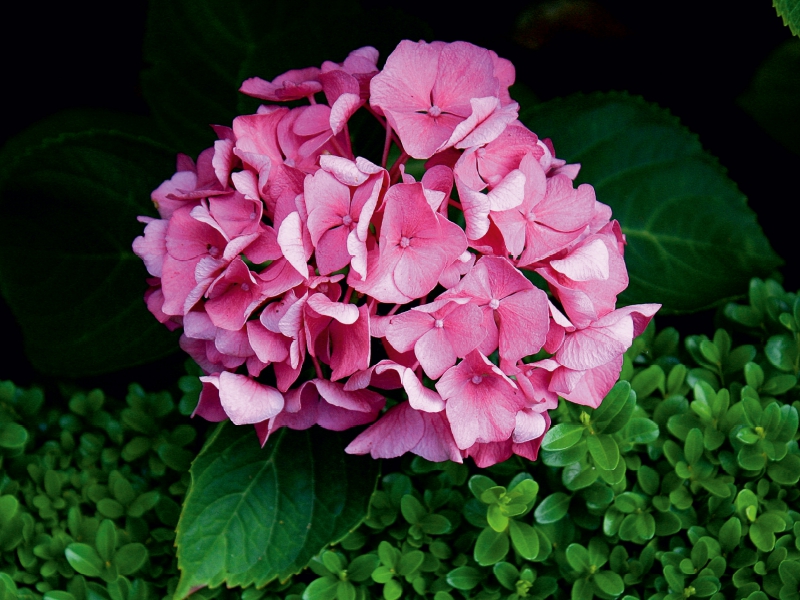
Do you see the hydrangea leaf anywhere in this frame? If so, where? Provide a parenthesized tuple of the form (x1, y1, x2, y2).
(520, 93, 781, 313)
(774, 1, 800, 35)
(740, 39, 800, 155)
(174, 422, 378, 597)
(141, 0, 430, 156)
(0, 113, 180, 376)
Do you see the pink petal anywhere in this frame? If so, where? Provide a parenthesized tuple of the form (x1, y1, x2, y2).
(217, 372, 284, 425)
(277, 211, 312, 276)
(345, 402, 425, 458)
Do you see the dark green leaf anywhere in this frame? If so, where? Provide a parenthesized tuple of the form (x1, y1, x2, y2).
(0, 117, 179, 375)
(740, 38, 800, 153)
(521, 93, 781, 312)
(534, 493, 571, 524)
(175, 423, 378, 596)
(398, 551, 424, 577)
(142, 0, 430, 155)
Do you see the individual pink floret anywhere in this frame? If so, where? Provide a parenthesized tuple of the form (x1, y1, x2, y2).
(436, 350, 525, 450)
(240, 66, 323, 102)
(370, 40, 509, 159)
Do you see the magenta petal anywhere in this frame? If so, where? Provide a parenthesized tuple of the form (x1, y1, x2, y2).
(329, 305, 371, 380)
(194, 375, 228, 422)
(217, 372, 284, 425)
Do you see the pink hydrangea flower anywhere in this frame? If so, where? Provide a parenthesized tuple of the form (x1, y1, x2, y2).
(133, 39, 659, 468)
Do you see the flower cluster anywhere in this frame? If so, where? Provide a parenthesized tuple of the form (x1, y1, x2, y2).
(133, 40, 659, 467)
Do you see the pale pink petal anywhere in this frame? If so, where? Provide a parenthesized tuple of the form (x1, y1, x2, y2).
(306, 293, 359, 324)
(330, 93, 362, 135)
(487, 168, 525, 212)
(277, 211, 312, 276)
(217, 372, 284, 425)
(345, 402, 425, 458)
(550, 238, 610, 281)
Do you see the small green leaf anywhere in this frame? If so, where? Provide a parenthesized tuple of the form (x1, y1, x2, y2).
(630, 365, 665, 400)
(398, 551, 424, 577)
(446, 566, 482, 590)
(95, 520, 117, 563)
(566, 544, 590, 573)
(382, 579, 402, 600)
(493, 562, 519, 590)
(534, 493, 571, 524)
(0, 423, 27, 450)
(542, 423, 585, 451)
(400, 495, 427, 525)
(718, 517, 742, 554)
(468, 475, 497, 501)
(592, 571, 624, 596)
(347, 555, 378, 582)
(766, 334, 798, 373)
(65, 543, 104, 578)
(508, 520, 539, 561)
(684, 428, 704, 465)
(623, 418, 660, 444)
(474, 527, 509, 566)
(115, 543, 148, 576)
(303, 577, 339, 600)
(587, 434, 620, 471)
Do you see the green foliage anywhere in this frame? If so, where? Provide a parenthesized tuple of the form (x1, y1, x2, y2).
(0, 379, 197, 598)
(740, 39, 800, 156)
(174, 423, 378, 597)
(4, 277, 800, 600)
(774, 0, 800, 36)
(519, 93, 782, 313)
(141, 0, 430, 156)
(0, 112, 180, 376)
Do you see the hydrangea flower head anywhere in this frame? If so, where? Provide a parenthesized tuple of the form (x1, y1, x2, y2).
(134, 40, 659, 467)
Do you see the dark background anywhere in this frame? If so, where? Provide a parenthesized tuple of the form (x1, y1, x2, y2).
(2, 0, 796, 389)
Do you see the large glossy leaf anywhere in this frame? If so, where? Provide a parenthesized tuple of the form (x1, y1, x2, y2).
(0, 112, 180, 375)
(740, 39, 800, 155)
(774, 0, 800, 36)
(520, 93, 781, 313)
(142, 0, 430, 156)
(174, 423, 378, 598)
